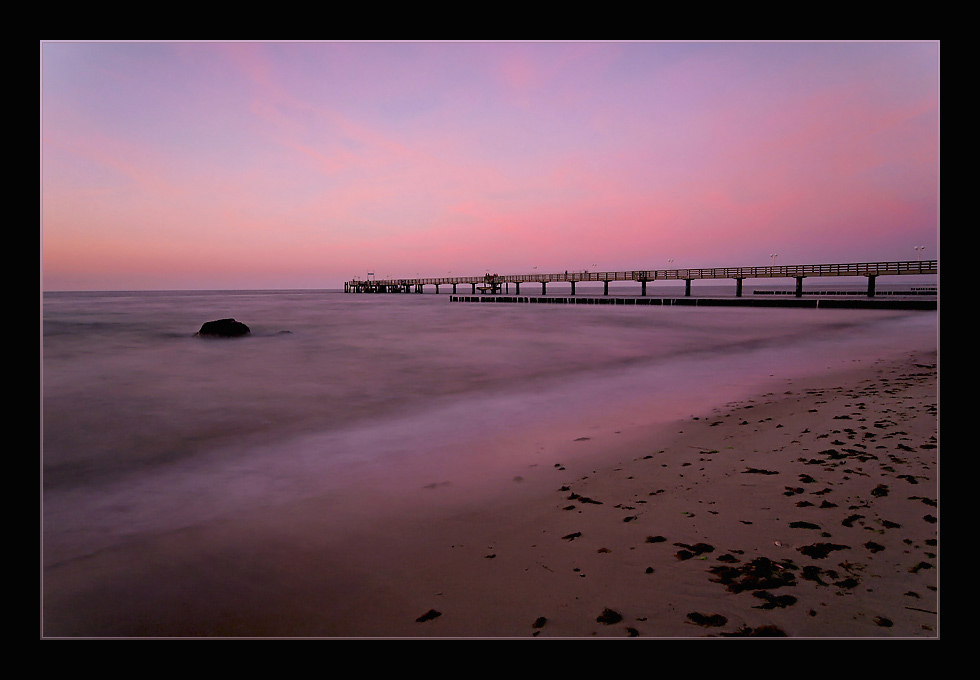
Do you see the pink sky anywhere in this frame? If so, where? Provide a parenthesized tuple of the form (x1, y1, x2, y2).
(41, 41, 939, 291)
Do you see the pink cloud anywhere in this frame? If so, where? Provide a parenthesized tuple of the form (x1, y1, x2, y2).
(41, 42, 938, 290)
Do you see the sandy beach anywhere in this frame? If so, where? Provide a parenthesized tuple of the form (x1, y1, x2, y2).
(41, 342, 938, 638)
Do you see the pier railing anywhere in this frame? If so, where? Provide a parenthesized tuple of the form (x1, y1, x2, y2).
(345, 259, 938, 298)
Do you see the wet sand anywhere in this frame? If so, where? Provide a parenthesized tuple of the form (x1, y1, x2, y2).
(42, 349, 938, 638)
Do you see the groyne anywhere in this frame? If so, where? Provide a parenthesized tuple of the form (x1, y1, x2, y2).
(448, 295, 936, 310)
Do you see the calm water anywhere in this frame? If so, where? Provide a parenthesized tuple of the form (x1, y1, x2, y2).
(41, 288, 937, 567)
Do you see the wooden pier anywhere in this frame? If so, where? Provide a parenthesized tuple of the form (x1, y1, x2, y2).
(346, 259, 938, 299)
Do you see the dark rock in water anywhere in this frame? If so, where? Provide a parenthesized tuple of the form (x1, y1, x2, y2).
(197, 318, 250, 338)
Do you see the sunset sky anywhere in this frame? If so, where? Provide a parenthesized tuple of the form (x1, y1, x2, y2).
(41, 41, 939, 291)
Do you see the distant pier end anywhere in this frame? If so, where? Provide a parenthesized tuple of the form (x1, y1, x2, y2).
(345, 260, 938, 299)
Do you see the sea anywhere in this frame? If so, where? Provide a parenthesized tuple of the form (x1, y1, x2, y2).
(41, 285, 938, 571)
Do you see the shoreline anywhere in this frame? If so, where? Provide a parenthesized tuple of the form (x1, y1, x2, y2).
(356, 348, 939, 638)
(42, 348, 938, 638)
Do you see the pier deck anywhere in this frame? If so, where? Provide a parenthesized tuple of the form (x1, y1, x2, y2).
(346, 259, 938, 299)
